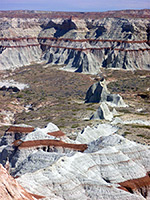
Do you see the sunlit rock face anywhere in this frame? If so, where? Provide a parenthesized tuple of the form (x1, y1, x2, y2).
(90, 102, 114, 121)
(85, 79, 127, 107)
(0, 122, 150, 199)
(0, 164, 44, 200)
(0, 10, 150, 73)
(0, 123, 87, 176)
(17, 123, 150, 200)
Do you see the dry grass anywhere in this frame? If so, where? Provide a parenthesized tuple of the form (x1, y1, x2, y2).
(0, 63, 98, 134)
(1, 65, 150, 144)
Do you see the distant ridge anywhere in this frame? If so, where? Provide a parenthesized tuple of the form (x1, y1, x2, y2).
(0, 9, 150, 19)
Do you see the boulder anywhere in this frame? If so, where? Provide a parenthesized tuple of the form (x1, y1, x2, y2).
(106, 93, 127, 107)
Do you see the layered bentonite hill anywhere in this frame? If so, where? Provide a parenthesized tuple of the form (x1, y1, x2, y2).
(0, 122, 150, 199)
(0, 9, 150, 200)
(0, 10, 150, 73)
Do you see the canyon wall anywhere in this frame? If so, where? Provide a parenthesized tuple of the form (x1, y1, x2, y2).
(0, 10, 150, 73)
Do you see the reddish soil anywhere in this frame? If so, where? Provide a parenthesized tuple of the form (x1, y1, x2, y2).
(7, 126, 34, 133)
(13, 139, 87, 152)
(119, 172, 150, 193)
(47, 131, 65, 137)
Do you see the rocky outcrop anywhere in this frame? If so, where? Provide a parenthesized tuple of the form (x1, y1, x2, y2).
(0, 123, 87, 175)
(0, 80, 29, 92)
(90, 102, 114, 121)
(0, 125, 34, 146)
(16, 123, 150, 200)
(0, 38, 42, 70)
(85, 79, 127, 107)
(85, 80, 108, 103)
(0, 121, 150, 199)
(0, 10, 150, 73)
(0, 164, 44, 200)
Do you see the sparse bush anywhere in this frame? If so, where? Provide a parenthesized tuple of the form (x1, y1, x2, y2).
(137, 134, 145, 138)
(132, 125, 150, 129)
(71, 124, 79, 128)
(124, 131, 132, 136)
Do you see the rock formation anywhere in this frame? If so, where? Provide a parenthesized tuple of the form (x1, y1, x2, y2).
(0, 10, 150, 200)
(0, 121, 150, 199)
(90, 102, 114, 121)
(0, 80, 29, 92)
(85, 79, 127, 107)
(0, 10, 150, 73)
(0, 123, 87, 176)
(0, 164, 44, 200)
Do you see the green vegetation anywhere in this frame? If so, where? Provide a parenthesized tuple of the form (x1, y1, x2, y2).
(0, 63, 97, 129)
(71, 124, 79, 128)
(137, 134, 150, 139)
(131, 125, 150, 129)
(86, 107, 96, 111)
(124, 131, 132, 136)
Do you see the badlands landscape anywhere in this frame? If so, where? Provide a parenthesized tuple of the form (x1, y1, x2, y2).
(0, 9, 150, 199)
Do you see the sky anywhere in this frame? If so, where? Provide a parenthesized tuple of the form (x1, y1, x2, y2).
(0, 0, 150, 12)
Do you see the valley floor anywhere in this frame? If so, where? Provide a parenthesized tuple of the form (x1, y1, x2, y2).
(0, 63, 150, 144)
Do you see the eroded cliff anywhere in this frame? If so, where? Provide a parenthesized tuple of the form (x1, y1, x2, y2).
(0, 10, 150, 73)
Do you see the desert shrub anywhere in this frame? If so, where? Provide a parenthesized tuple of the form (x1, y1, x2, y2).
(71, 124, 79, 128)
(124, 131, 132, 136)
(132, 125, 150, 129)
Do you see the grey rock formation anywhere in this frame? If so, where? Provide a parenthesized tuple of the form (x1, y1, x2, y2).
(0, 80, 29, 93)
(85, 80, 108, 103)
(0, 121, 150, 199)
(17, 123, 150, 200)
(0, 123, 85, 175)
(85, 80, 127, 107)
(0, 11, 150, 73)
(90, 102, 114, 121)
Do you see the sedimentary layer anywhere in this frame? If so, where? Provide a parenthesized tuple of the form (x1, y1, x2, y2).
(0, 164, 44, 200)
(0, 122, 150, 199)
(0, 10, 150, 73)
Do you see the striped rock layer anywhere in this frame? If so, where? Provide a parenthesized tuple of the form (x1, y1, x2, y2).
(0, 10, 150, 73)
(0, 122, 150, 199)
(0, 164, 44, 200)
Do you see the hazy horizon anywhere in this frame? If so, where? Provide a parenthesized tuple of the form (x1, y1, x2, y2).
(0, 0, 150, 12)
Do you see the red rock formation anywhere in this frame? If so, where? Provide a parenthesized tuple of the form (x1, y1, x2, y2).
(119, 172, 150, 197)
(13, 139, 87, 152)
(41, 44, 150, 52)
(1, 37, 149, 52)
(0, 164, 45, 200)
(0, 37, 37, 41)
(7, 126, 34, 133)
(47, 130, 65, 137)
(0, 37, 149, 43)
